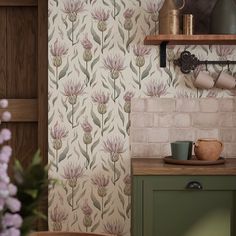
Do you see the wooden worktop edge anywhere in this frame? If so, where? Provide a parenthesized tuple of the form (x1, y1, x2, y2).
(131, 158, 236, 176)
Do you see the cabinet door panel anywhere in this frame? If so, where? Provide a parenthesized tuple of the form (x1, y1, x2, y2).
(152, 190, 232, 236)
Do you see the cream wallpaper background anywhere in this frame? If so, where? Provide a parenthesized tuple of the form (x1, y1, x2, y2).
(48, 0, 236, 235)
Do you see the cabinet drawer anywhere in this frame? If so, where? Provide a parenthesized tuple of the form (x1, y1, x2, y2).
(142, 175, 236, 190)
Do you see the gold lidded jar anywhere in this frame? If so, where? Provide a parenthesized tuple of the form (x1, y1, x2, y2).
(159, 0, 185, 34)
(194, 139, 223, 161)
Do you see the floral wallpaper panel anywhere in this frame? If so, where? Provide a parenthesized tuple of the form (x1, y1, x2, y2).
(48, 0, 236, 235)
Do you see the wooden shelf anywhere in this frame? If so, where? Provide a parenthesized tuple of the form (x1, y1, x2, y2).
(144, 34, 236, 45)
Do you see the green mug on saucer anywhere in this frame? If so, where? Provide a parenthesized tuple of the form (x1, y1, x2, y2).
(171, 141, 193, 160)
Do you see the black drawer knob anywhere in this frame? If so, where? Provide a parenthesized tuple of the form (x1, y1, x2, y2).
(186, 181, 203, 190)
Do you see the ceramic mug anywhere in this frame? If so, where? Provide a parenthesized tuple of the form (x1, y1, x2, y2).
(194, 71, 215, 89)
(215, 70, 236, 89)
(171, 141, 193, 160)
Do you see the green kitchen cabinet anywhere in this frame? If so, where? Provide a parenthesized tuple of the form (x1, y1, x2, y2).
(131, 158, 236, 236)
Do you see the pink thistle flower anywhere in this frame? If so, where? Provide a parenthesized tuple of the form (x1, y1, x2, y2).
(50, 122, 68, 140)
(123, 174, 131, 185)
(123, 91, 134, 102)
(62, 0, 84, 14)
(133, 44, 151, 57)
(92, 8, 109, 21)
(91, 173, 109, 188)
(103, 136, 125, 162)
(81, 199, 93, 216)
(50, 205, 68, 231)
(62, 163, 84, 188)
(91, 173, 109, 197)
(215, 45, 234, 59)
(146, 1, 161, 14)
(92, 91, 109, 105)
(103, 54, 125, 73)
(146, 80, 168, 97)
(104, 220, 125, 236)
(123, 8, 135, 19)
(81, 34, 93, 50)
(50, 39, 68, 57)
(63, 80, 85, 105)
(81, 117, 93, 133)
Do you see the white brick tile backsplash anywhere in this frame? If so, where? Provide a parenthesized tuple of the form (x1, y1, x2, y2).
(174, 113, 191, 127)
(199, 99, 219, 112)
(195, 129, 219, 140)
(176, 99, 200, 112)
(131, 98, 146, 112)
(131, 112, 153, 127)
(219, 99, 236, 112)
(131, 98, 236, 158)
(192, 113, 219, 128)
(146, 98, 175, 112)
(170, 128, 195, 142)
(147, 128, 169, 143)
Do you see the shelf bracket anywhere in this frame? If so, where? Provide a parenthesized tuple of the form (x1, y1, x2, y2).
(160, 41, 168, 68)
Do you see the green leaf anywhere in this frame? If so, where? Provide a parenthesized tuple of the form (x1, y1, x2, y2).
(104, 192, 112, 207)
(79, 59, 90, 81)
(91, 24, 101, 45)
(130, 61, 138, 75)
(48, 28, 55, 42)
(91, 189, 101, 210)
(104, 27, 112, 42)
(91, 56, 100, 71)
(118, 191, 125, 207)
(141, 59, 152, 80)
(59, 143, 69, 162)
(78, 142, 90, 164)
(104, 110, 112, 125)
(126, 30, 137, 52)
(118, 126, 126, 138)
(25, 189, 38, 199)
(59, 58, 69, 80)
(91, 138, 100, 153)
(91, 221, 100, 232)
(118, 25, 125, 43)
(118, 109, 125, 126)
(118, 43, 126, 55)
(91, 107, 101, 128)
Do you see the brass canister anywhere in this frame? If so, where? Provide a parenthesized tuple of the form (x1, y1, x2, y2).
(183, 14, 194, 35)
(159, 9, 180, 34)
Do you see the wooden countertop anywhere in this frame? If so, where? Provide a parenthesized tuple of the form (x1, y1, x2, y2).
(131, 158, 236, 176)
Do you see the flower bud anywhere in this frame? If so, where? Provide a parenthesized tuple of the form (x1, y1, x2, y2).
(124, 19, 133, 31)
(83, 215, 92, 228)
(136, 56, 145, 67)
(83, 49, 92, 62)
(53, 56, 62, 67)
(83, 133, 92, 145)
(97, 21, 107, 32)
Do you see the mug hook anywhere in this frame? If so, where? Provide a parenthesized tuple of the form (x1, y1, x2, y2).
(178, 0, 186, 10)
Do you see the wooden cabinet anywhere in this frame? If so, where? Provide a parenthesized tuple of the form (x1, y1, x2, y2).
(132, 158, 236, 236)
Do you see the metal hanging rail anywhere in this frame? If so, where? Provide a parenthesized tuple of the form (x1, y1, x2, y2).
(174, 50, 236, 74)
